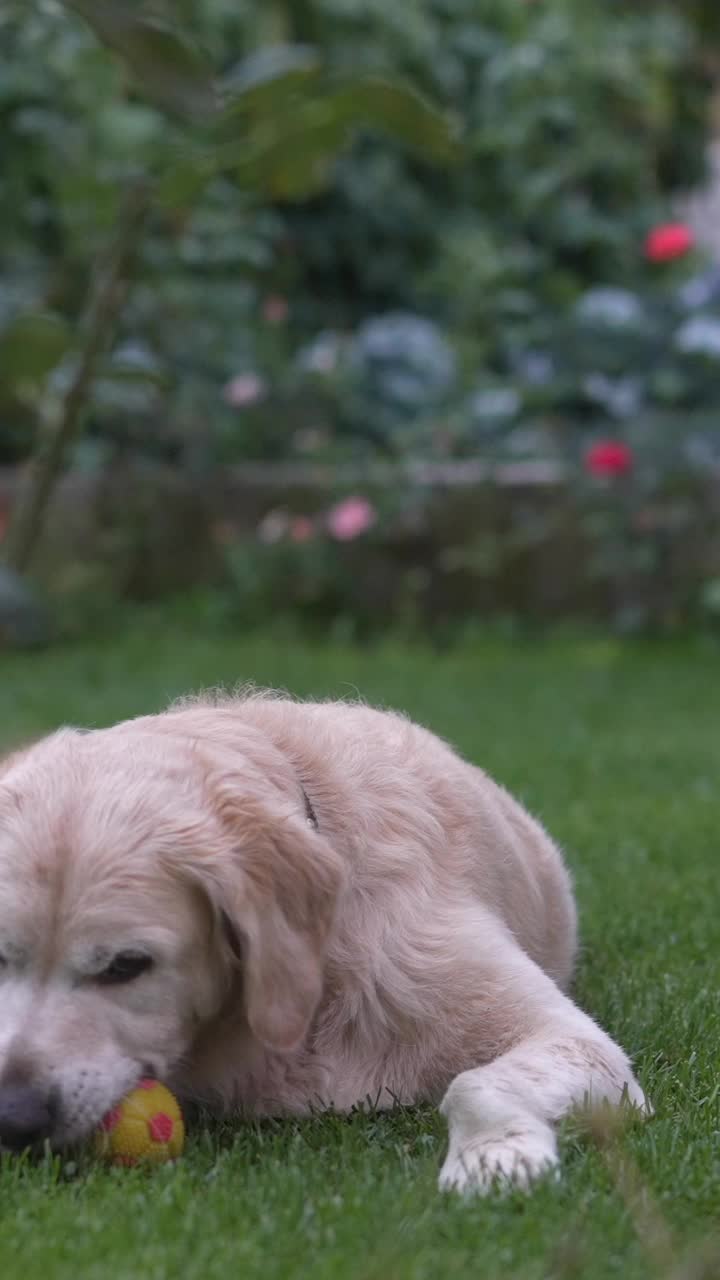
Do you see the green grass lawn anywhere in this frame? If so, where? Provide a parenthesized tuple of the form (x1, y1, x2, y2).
(0, 619, 718, 1280)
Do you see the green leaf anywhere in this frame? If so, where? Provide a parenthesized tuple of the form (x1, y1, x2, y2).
(0, 312, 73, 387)
(320, 78, 460, 163)
(220, 44, 321, 116)
(159, 73, 458, 208)
(63, 1, 216, 121)
(157, 151, 216, 208)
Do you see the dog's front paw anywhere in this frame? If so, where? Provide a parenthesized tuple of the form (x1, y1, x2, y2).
(438, 1122, 559, 1195)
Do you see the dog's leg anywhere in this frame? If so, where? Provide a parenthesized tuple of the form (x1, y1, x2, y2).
(438, 942, 648, 1194)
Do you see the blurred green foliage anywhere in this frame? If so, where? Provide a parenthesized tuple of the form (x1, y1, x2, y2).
(0, 0, 455, 464)
(2, 0, 720, 634)
(0, 0, 712, 467)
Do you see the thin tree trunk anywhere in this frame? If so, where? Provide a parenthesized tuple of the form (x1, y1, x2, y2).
(3, 180, 149, 573)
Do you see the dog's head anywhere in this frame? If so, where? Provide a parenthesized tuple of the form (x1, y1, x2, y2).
(0, 722, 343, 1150)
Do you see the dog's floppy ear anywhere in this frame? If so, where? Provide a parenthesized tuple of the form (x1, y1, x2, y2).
(237, 809, 343, 1051)
(190, 776, 345, 1053)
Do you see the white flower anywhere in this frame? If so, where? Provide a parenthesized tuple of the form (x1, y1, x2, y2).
(257, 509, 289, 544)
(469, 387, 521, 422)
(674, 315, 720, 358)
(576, 287, 644, 328)
(297, 332, 341, 375)
(583, 373, 643, 418)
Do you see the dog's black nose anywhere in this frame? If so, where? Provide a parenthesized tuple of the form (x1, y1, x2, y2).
(0, 1085, 54, 1151)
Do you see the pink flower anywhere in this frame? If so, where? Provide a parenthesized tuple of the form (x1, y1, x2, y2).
(223, 373, 266, 408)
(585, 441, 634, 477)
(644, 223, 694, 263)
(262, 295, 289, 325)
(289, 516, 315, 543)
(326, 496, 376, 541)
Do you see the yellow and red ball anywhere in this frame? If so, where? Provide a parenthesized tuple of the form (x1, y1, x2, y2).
(95, 1079, 184, 1165)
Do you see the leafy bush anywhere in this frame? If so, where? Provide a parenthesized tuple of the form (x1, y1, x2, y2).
(0, 0, 713, 463)
(277, 0, 711, 325)
(212, 259, 720, 634)
(0, 0, 718, 630)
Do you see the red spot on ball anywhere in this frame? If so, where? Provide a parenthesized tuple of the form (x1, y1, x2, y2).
(138, 1078, 156, 1090)
(102, 1106, 122, 1132)
(148, 1112, 173, 1143)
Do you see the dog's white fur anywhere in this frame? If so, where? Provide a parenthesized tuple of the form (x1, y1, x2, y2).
(0, 691, 646, 1190)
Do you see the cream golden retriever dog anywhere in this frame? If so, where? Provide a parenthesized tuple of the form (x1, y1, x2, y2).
(0, 691, 646, 1190)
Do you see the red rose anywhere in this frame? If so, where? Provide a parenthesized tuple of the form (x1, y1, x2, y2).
(644, 223, 694, 263)
(585, 441, 634, 477)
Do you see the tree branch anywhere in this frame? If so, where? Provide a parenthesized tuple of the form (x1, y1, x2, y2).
(3, 180, 149, 573)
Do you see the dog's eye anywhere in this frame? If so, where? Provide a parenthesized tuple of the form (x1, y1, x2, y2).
(96, 952, 154, 985)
